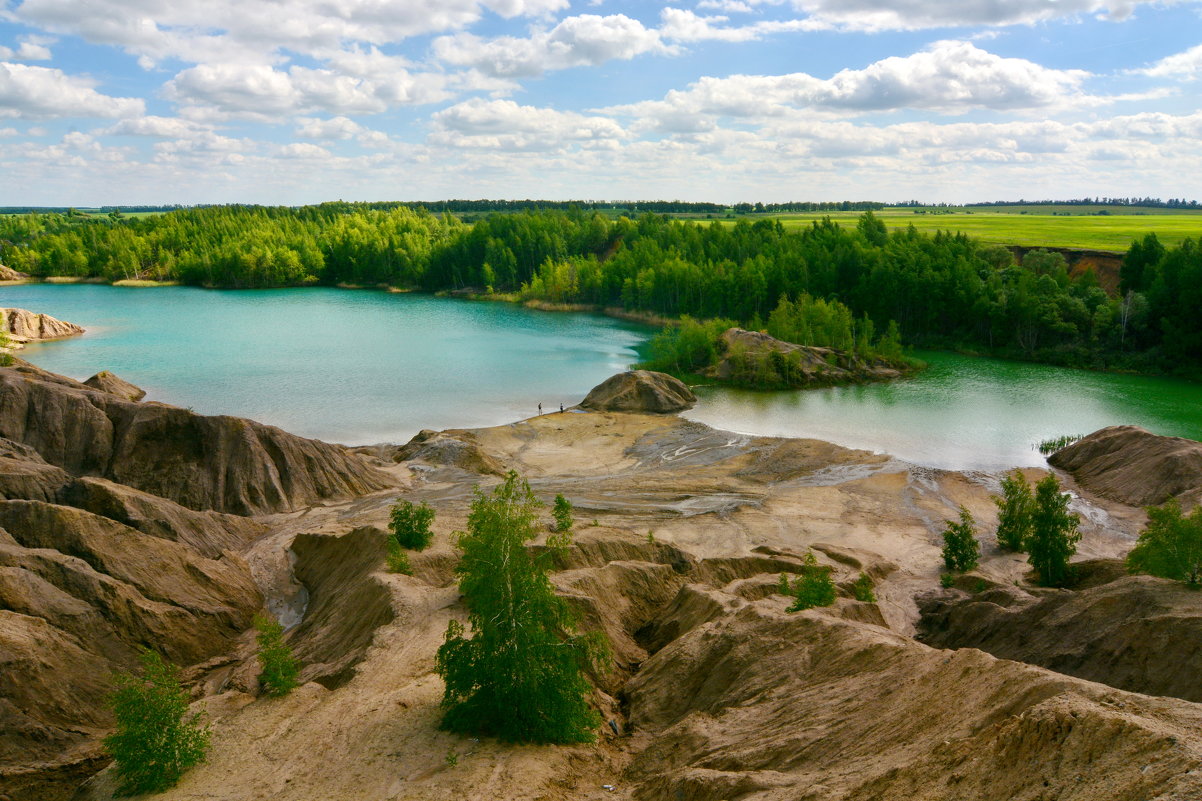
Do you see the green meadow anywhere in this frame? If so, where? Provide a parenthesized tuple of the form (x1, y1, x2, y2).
(753, 208, 1202, 251)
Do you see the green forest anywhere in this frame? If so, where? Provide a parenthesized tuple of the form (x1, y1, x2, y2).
(1, 204, 1198, 376)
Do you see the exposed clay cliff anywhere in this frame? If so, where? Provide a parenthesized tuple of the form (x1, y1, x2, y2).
(919, 563, 1202, 703)
(0, 360, 393, 515)
(580, 370, 697, 413)
(1049, 425, 1202, 508)
(0, 265, 30, 282)
(1, 307, 84, 347)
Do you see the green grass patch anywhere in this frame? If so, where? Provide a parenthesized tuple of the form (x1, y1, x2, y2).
(738, 211, 1202, 251)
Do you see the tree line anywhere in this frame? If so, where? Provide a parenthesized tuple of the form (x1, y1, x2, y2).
(2, 204, 1199, 375)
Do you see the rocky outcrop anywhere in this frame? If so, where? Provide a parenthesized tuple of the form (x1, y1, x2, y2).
(918, 563, 1202, 702)
(1048, 425, 1202, 508)
(705, 327, 904, 388)
(391, 429, 506, 475)
(580, 370, 696, 413)
(0, 264, 29, 281)
(0, 361, 393, 515)
(1, 308, 84, 347)
(83, 370, 146, 402)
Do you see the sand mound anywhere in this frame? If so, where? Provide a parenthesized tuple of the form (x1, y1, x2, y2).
(393, 429, 506, 475)
(1048, 425, 1202, 508)
(919, 563, 1202, 702)
(625, 590, 1202, 801)
(581, 370, 696, 413)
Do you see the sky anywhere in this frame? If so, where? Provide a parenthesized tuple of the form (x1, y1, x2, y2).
(0, 0, 1200, 205)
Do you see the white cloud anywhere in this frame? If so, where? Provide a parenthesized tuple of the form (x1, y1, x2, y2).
(102, 115, 212, 138)
(433, 14, 673, 77)
(1136, 43, 1202, 80)
(295, 115, 390, 146)
(164, 62, 451, 118)
(12, 0, 569, 67)
(0, 38, 53, 61)
(0, 62, 144, 119)
(278, 142, 332, 159)
(431, 97, 626, 151)
(607, 41, 1096, 131)
(659, 8, 817, 42)
(787, 0, 1178, 31)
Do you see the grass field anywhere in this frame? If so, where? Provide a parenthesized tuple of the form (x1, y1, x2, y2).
(748, 210, 1202, 251)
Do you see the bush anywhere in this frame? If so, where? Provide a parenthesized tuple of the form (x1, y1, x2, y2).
(1027, 474, 1081, 587)
(993, 470, 1034, 552)
(385, 539, 413, 574)
(941, 506, 980, 573)
(389, 499, 435, 551)
(785, 552, 837, 611)
(436, 472, 606, 743)
(851, 572, 876, 603)
(254, 614, 299, 697)
(1126, 499, 1202, 586)
(552, 494, 573, 533)
(104, 649, 209, 796)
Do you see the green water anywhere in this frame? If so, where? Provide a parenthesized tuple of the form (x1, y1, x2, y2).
(5, 284, 1201, 470)
(2, 284, 648, 444)
(686, 352, 1202, 471)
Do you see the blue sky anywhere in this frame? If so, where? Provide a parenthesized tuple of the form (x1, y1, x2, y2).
(1, 0, 1199, 205)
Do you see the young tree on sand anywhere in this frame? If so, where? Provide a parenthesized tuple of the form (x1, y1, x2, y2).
(941, 507, 980, 573)
(104, 649, 209, 796)
(1126, 499, 1202, 586)
(1027, 474, 1081, 587)
(993, 469, 1034, 552)
(436, 472, 606, 743)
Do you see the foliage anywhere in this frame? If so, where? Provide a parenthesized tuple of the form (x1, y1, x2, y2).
(785, 552, 838, 611)
(254, 614, 300, 697)
(1037, 434, 1084, 455)
(385, 539, 413, 575)
(103, 649, 209, 796)
(994, 470, 1035, 552)
(436, 472, 605, 743)
(552, 494, 573, 533)
(940, 572, 956, 589)
(941, 507, 981, 573)
(1126, 499, 1202, 585)
(851, 572, 876, 603)
(1027, 474, 1082, 587)
(3, 205, 1200, 375)
(389, 499, 435, 551)
(0, 324, 11, 366)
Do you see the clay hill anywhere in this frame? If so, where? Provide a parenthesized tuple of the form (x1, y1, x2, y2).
(5, 364, 1202, 801)
(1, 308, 84, 349)
(0, 360, 393, 799)
(1049, 425, 1202, 509)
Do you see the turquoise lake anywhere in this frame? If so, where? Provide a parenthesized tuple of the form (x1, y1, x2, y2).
(5, 284, 1201, 471)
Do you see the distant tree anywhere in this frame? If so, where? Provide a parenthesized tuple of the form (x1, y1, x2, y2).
(785, 552, 838, 611)
(1027, 474, 1081, 587)
(254, 614, 300, 697)
(436, 472, 605, 743)
(856, 210, 887, 247)
(941, 507, 980, 573)
(389, 499, 435, 551)
(552, 494, 574, 533)
(1120, 232, 1165, 295)
(104, 649, 209, 796)
(1126, 499, 1202, 586)
(993, 470, 1034, 552)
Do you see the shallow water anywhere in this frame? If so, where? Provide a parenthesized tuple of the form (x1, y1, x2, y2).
(685, 351, 1202, 471)
(6, 284, 1201, 470)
